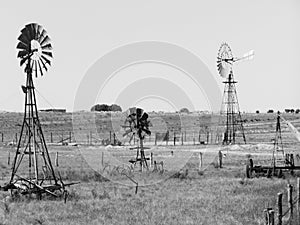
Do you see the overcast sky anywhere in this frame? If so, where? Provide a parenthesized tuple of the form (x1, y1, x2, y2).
(0, 0, 299, 112)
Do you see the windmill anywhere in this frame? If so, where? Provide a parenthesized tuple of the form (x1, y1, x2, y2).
(217, 43, 254, 145)
(272, 112, 285, 167)
(0, 23, 76, 199)
(122, 107, 151, 170)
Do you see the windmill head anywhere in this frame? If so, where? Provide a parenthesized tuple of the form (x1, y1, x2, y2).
(17, 23, 53, 78)
(217, 42, 254, 79)
(122, 107, 151, 140)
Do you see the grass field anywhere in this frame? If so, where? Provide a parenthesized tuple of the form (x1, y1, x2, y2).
(0, 112, 300, 224)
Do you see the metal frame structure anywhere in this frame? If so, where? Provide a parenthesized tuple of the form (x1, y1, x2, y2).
(221, 70, 246, 144)
(123, 107, 151, 171)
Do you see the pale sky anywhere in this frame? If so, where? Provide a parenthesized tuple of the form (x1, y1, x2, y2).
(0, 0, 299, 112)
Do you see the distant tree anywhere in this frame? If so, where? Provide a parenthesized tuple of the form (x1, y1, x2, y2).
(179, 108, 190, 113)
(267, 109, 274, 113)
(91, 104, 122, 112)
(256, 110, 260, 114)
(110, 104, 122, 112)
(296, 109, 300, 114)
(285, 109, 291, 113)
(291, 109, 295, 113)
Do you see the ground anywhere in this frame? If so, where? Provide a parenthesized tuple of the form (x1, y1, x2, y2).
(0, 112, 299, 224)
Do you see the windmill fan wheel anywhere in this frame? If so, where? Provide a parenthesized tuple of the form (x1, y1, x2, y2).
(17, 23, 53, 77)
(217, 42, 233, 78)
(123, 107, 151, 141)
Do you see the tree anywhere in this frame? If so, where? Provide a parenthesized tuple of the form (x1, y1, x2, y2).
(256, 110, 260, 114)
(110, 104, 122, 112)
(91, 104, 122, 112)
(179, 108, 190, 113)
(267, 109, 274, 113)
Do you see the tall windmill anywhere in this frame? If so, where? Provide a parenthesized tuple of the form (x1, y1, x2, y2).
(217, 43, 254, 145)
(0, 23, 74, 199)
(122, 107, 151, 170)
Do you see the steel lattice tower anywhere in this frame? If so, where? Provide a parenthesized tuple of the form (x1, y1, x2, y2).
(220, 70, 246, 145)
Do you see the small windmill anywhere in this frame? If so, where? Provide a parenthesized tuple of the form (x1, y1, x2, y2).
(0, 23, 76, 199)
(272, 112, 285, 167)
(217, 43, 254, 145)
(122, 107, 151, 170)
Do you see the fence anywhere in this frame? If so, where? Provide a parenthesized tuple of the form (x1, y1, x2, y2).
(264, 178, 300, 225)
(0, 129, 218, 147)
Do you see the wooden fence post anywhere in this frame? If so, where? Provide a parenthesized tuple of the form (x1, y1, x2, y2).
(109, 131, 112, 144)
(193, 132, 195, 145)
(206, 131, 209, 144)
(173, 132, 176, 146)
(50, 132, 53, 143)
(198, 130, 201, 144)
(297, 178, 300, 225)
(184, 131, 186, 142)
(181, 132, 183, 145)
(7, 152, 10, 166)
(69, 131, 72, 142)
(264, 208, 275, 225)
(15, 133, 18, 145)
(269, 210, 275, 225)
(166, 132, 168, 146)
(218, 151, 223, 168)
(288, 184, 293, 220)
(155, 133, 157, 146)
(90, 131, 92, 145)
(1, 133, 3, 142)
(87, 134, 89, 145)
(199, 152, 203, 170)
(101, 151, 104, 166)
(150, 152, 153, 167)
(55, 152, 59, 167)
(277, 192, 283, 225)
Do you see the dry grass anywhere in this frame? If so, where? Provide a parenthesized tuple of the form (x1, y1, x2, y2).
(0, 147, 299, 225)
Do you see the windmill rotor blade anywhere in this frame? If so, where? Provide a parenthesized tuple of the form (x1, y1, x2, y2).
(26, 24, 36, 40)
(37, 24, 43, 35)
(141, 128, 151, 135)
(17, 41, 29, 50)
(38, 29, 47, 42)
(41, 43, 52, 50)
(140, 112, 148, 121)
(40, 35, 50, 46)
(24, 26, 34, 42)
(20, 28, 31, 42)
(17, 50, 29, 58)
(42, 51, 53, 58)
(41, 55, 51, 66)
(18, 33, 30, 46)
(39, 56, 49, 71)
(136, 108, 143, 119)
(32, 23, 39, 38)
